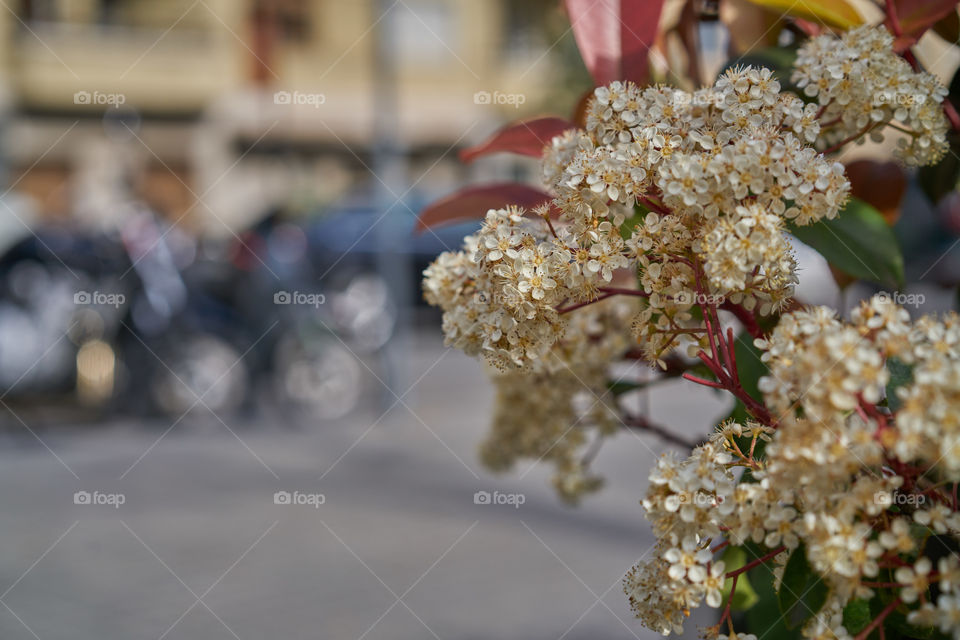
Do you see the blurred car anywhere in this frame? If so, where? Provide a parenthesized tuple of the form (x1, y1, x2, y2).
(305, 199, 481, 304)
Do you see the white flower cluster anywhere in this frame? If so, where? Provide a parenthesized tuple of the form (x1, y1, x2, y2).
(793, 25, 950, 166)
(480, 296, 636, 503)
(422, 206, 571, 370)
(759, 295, 960, 476)
(426, 65, 857, 372)
(565, 68, 851, 365)
(624, 439, 736, 635)
(625, 297, 960, 639)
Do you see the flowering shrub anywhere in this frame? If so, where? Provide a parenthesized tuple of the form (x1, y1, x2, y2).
(421, 4, 960, 639)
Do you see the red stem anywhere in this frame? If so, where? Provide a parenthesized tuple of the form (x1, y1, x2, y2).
(683, 372, 726, 389)
(726, 327, 740, 386)
(822, 122, 881, 154)
(854, 597, 901, 640)
(557, 292, 616, 314)
(597, 286, 650, 298)
(719, 301, 765, 339)
(638, 196, 671, 216)
(726, 546, 786, 578)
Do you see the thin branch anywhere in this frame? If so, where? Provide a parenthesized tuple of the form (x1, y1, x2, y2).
(725, 545, 786, 578)
(622, 414, 701, 450)
(719, 301, 765, 340)
(854, 597, 902, 640)
(597, 286, 650, 298)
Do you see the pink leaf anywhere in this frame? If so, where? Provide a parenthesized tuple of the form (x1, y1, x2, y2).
(889, 0, 959, 39)
(792, 18, 822, 37)
(564, 0, 666, 87)
(415, 183, 556, 234)
(459, 117, 576, 163)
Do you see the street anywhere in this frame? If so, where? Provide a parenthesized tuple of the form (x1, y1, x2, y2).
(0, 329, 725, 640)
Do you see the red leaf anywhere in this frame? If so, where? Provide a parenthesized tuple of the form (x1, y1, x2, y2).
(888, 0, 959, 40)
(459, 117, 575, 164)
(415, 183, 556, 234)
(564, 0, 666, 86)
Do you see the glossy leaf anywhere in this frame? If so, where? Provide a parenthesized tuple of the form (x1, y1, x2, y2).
(842, 598, 872, 636)
(563, 0, 666, 86)
(789, 198, 905, 289)
(886, 357, 913, 412)
(889, 0, 960, 40)
(415, 183, 555, 233)
(779, 543, 829, 630)
(743, 0, 862, 30)
(745, 549, 805, 640)
(459, 117, 575, 164)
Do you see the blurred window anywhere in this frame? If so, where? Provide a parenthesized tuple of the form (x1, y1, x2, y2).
(503, 0, 551, 57)
(98, 0, 124, 23)
(276, 0, 312, 42)
(19, 0, 59, 21)
(20, 0, 208, 28)
(252, 0, 312, 43)
(391, 0, 456, 66)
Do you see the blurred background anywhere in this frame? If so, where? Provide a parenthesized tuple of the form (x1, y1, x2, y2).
(0, 1, 958, 639)
(0, 0, 581, 423)
(0, 1, 712, 639)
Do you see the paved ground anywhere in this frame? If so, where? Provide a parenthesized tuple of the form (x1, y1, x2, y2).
(0, 328, 728, 640)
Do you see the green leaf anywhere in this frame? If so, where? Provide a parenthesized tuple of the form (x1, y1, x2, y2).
(721, 547, 760, 611)
(778, 543, 830, 630)
(620, 203, 650, 240)
(746, 556, 804, 640)
(734, 332, 767, 402)
(789, 198, 905, 289)
(885, 357, 913, 412)
(842, 598, 872, 636)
